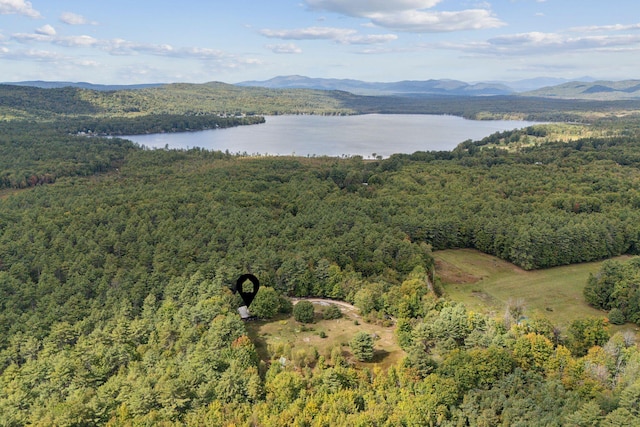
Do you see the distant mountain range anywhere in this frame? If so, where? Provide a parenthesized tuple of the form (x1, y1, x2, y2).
(236, 75, 515, 96)
(522, 80, 640, 100)
(487, 77, 598, 92)
(4, 76, 640, 100)
(236, 75, 605, 96)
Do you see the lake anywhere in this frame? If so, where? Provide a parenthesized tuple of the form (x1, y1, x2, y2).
(123, 114, 540, 157)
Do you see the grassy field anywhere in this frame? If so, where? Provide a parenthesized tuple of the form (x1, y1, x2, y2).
(245, 302, 403, 369)
(435, 248, 633, 328)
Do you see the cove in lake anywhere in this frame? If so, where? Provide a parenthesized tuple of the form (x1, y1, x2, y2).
(123, 114, 540, 158)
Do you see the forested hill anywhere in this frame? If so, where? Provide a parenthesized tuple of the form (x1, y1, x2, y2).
(3, 80, 164, 91)
(4, 82, 640, 124)
(0, 83, 358, 120)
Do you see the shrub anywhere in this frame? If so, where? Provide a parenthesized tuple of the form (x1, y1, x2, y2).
(323, 304, 342, 320)
(609, 308, 626, 325)
(278, 295, 293, 314)
(293, 301, 315, 323)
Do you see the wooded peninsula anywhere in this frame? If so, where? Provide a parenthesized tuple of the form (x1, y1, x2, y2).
(1, 83, 639, 426)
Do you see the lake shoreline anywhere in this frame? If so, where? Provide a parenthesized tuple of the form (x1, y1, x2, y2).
(121, 113, 542, 158)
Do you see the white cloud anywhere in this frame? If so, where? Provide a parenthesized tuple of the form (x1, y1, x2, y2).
(488, 31, 560, 46)
(228, 57, 263, 68)
(259, 26, 396, 45)
(35, 24, 56, 36)
(75, 59, 99, 67)
(59, 12, 98, 26)
(60, 12, 87, 25)
(12, 32, 52, 42)
(440, 30, 640, 56)
(569, 23, 640, 33)
(368, 9, 504, 32)
(98, 39, 263, 72)
(135, 43, 175, 56)
(0, 48, 65, 62)
(354, 45, 410, 54)
(305, 0, 442, 17)
(180, 47, 223, 59)
(260, 26, 357, 40)
(23, 49, 62, 61)
(14, 31, 99, 47)
(0, 0, 41, 18)
(8, 26, 234, 61)
(346, 34, 398, 44)
(491, 32, 640, 51)
(305, 0, 503, 33)
(5, 24, 261, 75)
(102, 40, 228, 60)
(266, 43, 303, 54)
(55, 35, 98, 47)
(102, 39, 159, 55)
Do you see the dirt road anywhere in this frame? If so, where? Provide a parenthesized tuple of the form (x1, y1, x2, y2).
(291, 297, 361, 317)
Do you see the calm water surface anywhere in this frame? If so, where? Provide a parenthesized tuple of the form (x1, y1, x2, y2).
(124, 114, 540, 157)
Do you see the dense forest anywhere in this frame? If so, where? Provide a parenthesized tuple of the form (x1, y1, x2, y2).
(585, 257, 640, 324)
(1, 84, 640, 425)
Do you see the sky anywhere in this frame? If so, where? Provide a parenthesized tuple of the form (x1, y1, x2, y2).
(0, 0, 639, 85)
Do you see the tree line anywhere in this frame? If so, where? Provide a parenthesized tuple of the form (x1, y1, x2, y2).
(585, 257, 640, 324)
(68, 114, 265, 136)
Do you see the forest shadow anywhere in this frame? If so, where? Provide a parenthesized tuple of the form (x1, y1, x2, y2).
(244, 321, 270, 362)
(371, 348, 390, 363)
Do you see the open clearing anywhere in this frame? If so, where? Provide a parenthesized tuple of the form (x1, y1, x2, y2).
(245, 300, 403, 369)
(247, 250, 636, 367)
(436, 248, 633, 328)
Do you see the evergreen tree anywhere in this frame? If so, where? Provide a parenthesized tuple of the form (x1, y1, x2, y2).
(350, 332, 374, 362)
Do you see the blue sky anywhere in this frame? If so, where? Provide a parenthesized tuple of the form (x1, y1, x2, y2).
(1, 0, 639, 84)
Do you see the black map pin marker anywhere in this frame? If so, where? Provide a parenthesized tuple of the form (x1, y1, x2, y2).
(235, 273, 260, 308)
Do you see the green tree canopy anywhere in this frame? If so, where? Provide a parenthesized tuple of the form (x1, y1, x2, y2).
(249, 287, 282, 319)
(350, 331, 374, 362)
(293, 301, 315, 323)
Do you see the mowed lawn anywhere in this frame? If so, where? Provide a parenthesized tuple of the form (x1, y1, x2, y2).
(435, 248, 632, 328)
